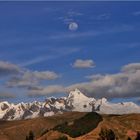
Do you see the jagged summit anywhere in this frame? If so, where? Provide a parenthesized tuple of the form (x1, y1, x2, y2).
(0, 89, 140, 120)
(68, 88, 89, 100)
(67, 88, 94, 112)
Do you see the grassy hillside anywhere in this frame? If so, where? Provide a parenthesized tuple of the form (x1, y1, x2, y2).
(0, 112, 86, 140)
(0, 112, 140, 140)
(75, 114, 140, 140)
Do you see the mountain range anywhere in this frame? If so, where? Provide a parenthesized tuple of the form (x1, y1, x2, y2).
(0, 89, 140, 120)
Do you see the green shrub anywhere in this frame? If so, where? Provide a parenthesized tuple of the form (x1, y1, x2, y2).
(136, 132, 140, 140)
(99, 128, 115, 140)
(40, 128, 49, 137)
(53, 112, 103, 138)
(55, 136, 68, 140)
(127, 137, 131, 140)
(25, 136, 29, 140)
(25, 130, 35, 140)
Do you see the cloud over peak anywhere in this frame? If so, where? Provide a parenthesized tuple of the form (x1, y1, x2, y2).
(28, 62, 140, 100)
(68, 62, 140, 99)
(1, 60, 140, 101)
(72, 59, 95, 68)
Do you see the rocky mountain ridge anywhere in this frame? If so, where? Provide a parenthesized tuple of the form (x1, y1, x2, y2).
(0, 89, 140, 120)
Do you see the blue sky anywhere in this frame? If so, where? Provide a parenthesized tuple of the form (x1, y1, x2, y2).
(0, 1, 140, 104)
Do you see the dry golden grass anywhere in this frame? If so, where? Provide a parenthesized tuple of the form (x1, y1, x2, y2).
(0, 112, 86, 140)
(0, 112, 140, 140)
(75, 114, 140, 140)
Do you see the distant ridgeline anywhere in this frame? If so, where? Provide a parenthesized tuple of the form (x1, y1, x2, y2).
(0, 89, 140, 121)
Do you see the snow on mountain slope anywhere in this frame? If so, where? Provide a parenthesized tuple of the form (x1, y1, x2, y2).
(0, 101, 10, 119)
(0, 89, 140, 120)
(66, 89, 95, 112)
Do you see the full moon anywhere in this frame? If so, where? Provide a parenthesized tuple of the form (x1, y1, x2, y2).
(69, 22, 78, 31)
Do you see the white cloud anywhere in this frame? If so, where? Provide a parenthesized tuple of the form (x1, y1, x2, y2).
(85, 74, 103, 80)
(72, 59, 95, 68)
(121, 63, 140, 73)
(22, 71, 60, 81)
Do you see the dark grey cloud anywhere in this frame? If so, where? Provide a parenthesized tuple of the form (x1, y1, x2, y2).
(32, 71, 60, 80)
(28, 85, 65, 97)
(0, 61, 60, 89)
(6, 76, 39, 88)
(7, 71, 60, 88)
(0, 61, 21, 76)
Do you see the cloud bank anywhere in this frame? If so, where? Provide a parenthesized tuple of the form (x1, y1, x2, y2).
(1, 60, 140, 100)
(0, 61, 59, 90)
(7, 70, 60, 88)
(28, 62, 140, 99)
(68, 62, 140, 98)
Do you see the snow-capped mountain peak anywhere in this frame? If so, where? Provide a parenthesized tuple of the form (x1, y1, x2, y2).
(68, 88, 89, 100)
(0, 89, 140, 120)
(67, 89, 96, 112)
